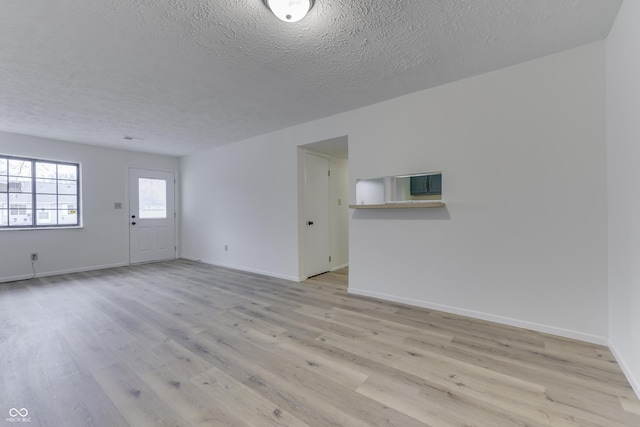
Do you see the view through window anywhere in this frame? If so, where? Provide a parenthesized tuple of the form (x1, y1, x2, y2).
(0, 155, 80, 228)
(138, 177, 167, 219)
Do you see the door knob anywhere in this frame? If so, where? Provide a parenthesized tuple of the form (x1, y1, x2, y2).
(308, 221, 314, 225)
(131, 222, 136, 225)
(131, 215, 136, 218)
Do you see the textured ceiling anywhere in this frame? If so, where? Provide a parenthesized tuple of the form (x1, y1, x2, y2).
(0, 0, 622, 157)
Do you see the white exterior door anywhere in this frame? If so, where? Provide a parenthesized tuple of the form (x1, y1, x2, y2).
(129, 168, 176, 264)
(305, 153, 330, 277)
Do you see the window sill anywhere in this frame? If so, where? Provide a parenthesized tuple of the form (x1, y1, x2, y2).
(0, 225, 84, 231)
(349, 202, 446, 209)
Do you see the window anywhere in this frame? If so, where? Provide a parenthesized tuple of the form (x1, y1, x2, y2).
(138, 178, 167, 219)
(0, 155, 80, 228)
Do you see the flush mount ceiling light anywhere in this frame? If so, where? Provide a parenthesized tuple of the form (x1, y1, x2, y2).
(263, 0, 315, 23)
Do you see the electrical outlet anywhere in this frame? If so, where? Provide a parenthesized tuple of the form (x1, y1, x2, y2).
(31, 253, 38, 261)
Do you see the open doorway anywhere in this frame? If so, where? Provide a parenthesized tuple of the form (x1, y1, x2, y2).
(298, 136, 349, 280)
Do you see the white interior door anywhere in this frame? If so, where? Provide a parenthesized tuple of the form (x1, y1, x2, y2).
(305, 153, 330, 277)
(129, 168, 176, 264)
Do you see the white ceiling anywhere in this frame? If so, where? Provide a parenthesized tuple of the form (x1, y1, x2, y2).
(0, 0, 622, 157)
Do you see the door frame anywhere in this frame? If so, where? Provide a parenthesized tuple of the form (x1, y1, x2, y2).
(127, 167, 179, 264)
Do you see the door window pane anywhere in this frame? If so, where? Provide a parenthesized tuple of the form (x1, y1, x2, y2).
(139, 178, 167, 219)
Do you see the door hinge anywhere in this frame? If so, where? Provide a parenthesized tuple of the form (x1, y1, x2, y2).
(329, 256, 332, 262)
(328, 170, 330, 176)
(174, 212, 176, 218)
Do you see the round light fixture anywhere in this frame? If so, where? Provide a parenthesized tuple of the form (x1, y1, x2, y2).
(263, 0, 315, 23)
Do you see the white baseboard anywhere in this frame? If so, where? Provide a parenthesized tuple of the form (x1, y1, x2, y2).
(190, 258, 300, 283)
(348, 287, 609, 346)
(609, 341, 640, 400)
(0, 262, 129, 284)
(298, 263, 350, 282)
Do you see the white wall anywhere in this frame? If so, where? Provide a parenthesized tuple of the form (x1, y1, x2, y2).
(0, 132, 180, 282)
(181, 134, 302, 280)
(607, 0, 640, 397)
(348, 41, 608, 344)
(181, 42, 608, 343)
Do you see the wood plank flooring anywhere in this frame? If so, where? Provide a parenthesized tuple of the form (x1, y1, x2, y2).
(1, 259, 638, 426)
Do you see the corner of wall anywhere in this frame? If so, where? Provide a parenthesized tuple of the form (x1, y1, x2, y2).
(609, 341, 640, 399)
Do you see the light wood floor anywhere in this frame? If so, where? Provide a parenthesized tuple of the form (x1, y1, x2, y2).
(1, 260, 639, 426)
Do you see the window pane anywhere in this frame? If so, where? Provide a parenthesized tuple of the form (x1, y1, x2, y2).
(9, 213, 31, 226)
(0, 158, 7, 175)
(36, 178, 57, 193)
(139, 178, 166, 219)
(58, 209, 77, 225)
(9, 193, 32, 209)
(9, 192, 32, 226)
(0, 190, 6, 226)
(36, 209, 57, 226)
(59, 195, 77, 209)
(58, 164, 77, 180)
(36, 162, 57, 179)
(0, 176, 7, 193)
(58, 180, 77, 195)
(8, 159, 31, 177)
(8, 178, 31, 193)
(36, 194, 57, 209)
